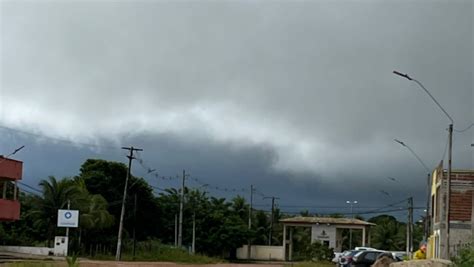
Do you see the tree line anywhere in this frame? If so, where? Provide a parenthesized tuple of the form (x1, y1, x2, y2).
(0, 158, 423, 259)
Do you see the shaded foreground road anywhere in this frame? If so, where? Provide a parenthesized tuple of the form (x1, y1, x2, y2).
(76, 262, 285, 267)
(0, 252, 286, 267)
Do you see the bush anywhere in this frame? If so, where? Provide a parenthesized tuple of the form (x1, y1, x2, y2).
(90, 239, 222, 263)
(303, 241, 334, 262)
(453, 244, 474, 267)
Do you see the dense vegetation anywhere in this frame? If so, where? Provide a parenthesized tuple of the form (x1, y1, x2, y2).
(453, 242, 474, 267)
(0, 158, 423, 260)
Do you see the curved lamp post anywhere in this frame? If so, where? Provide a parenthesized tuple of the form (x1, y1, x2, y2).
(394, 139, 431, 240)
(393, 71, 453, 259)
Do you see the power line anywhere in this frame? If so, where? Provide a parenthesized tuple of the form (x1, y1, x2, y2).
(132, 152, 271, 198)
(17, 185, 41, 197)
(454, 123, 474, 133)
(275, 207, 424, 216)
(188, 176, 247, 194)
(252, 204, 411, 209)
(0, 124, 119, 151)
(134, 152, 179, 182)
(17, 181, 42, 194)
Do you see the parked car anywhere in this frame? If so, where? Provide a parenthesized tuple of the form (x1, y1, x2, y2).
(339, 250, 359, 267)
(390, 251, 407, 261)
(332, 252, 343, 264)
(354, 246, 376, 251)
(350, 250, 389, 267)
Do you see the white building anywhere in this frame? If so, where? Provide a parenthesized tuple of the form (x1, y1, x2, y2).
(280, 216, 375, 261)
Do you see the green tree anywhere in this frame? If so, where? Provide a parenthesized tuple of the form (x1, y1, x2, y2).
(78, 159, 161, 246)
(369, 215, 405, 250)
(29, 176, 82, 245)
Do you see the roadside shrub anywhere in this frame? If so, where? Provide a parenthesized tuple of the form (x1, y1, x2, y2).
(453, 243, 474, 267)
(303, 241, 334, 261)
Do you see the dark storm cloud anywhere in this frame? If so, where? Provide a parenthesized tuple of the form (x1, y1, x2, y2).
(0, 0, 472, 214)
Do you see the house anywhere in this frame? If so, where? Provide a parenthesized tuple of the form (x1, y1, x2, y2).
(0, 156, 23, 221)
(280, 216, 375, 260)
(428, 161, 474, 259)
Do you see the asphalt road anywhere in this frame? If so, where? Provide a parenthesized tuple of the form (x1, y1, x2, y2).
(0, 252, 287, 267)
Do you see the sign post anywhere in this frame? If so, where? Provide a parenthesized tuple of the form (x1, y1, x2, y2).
(57, 208, 79, 256)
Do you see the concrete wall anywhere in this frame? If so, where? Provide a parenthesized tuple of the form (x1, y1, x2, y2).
(311, 224, 336, 249)
(236, 245, 284, 260)
(390, 259, 452, 267)
(0, 245, 53, 256)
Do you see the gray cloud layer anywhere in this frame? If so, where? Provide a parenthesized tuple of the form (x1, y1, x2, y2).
(1, 0, 473, 215)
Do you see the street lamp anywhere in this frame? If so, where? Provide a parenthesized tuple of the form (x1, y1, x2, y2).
(0, 145, 25, 164)
(346, 200, 358, 249)
(393, 70, 453, 259)
(394, 139, 431, 241)
(385, 176, 414, 255)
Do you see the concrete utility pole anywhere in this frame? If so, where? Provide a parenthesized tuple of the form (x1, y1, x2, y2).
(446, 124, 453, 257)
(406, 197, 413, 256)
(393, 139, 431, 241)
(393, 71, 453, 259)
(247, 185, 254, 259)
(132, 194, 137, 260)
(178, 169, 188, 248)
(425, 174, 431, 240)
(192, 212, 196, 254)
(66, 199, 71, 256)
(115, 146, 142, 261)
(174, 214, 178, 247)
(264, 196, 279, 246)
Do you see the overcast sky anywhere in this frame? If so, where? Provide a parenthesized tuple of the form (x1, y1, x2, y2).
(1, 0, 473, 219)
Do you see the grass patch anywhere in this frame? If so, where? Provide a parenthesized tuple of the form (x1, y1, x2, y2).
(292, 261, 336, 267)
(90, 245, 222, 264)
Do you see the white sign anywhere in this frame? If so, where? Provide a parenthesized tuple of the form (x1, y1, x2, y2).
(57, 209, 79, 228)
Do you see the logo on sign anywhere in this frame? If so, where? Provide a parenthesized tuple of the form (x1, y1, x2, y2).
(317, 230, 329, 239)
(57, 209, 79, 228)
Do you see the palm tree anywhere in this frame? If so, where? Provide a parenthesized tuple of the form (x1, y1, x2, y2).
(29, 176, 114, 247)
(369, 215, 405, 250)
(231, 195, 248, 221)
(29, 176, 82, 245)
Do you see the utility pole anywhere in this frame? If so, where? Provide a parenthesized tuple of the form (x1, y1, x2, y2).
(66, 199, 70, 257)
(178, 169, 188, 248)
(132, 194, 137, 260)
(393, 139, 432, 243)
(264, 196, 279, 246)
(174, 214, 178, 247)
(115, 146, 142, 261)
(446, 124, 453, 258)
(192, 212, 196, 254)
(425, 173, 431, 241)
(247, 185, 254, 259)
(406, 197, 413, 256)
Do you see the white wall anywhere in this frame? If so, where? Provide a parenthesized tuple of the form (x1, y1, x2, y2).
(311, 224, 337, 249)
(0, 245, 53, 256)
(236, 245, 284, 260)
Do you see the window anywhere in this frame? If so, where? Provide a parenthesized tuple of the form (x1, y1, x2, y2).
(364, 252, 376, 261)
